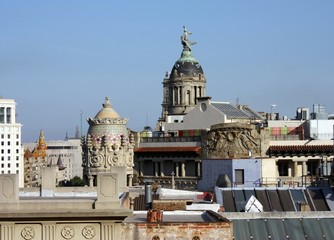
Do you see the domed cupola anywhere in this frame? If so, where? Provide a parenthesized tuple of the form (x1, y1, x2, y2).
(86, 97, 128, 144)
(159, 26, 206, 125)
(82, 97, 135, 186)
(171, 32, 204, 77)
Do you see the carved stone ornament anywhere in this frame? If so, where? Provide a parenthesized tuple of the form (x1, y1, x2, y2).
(21, 226, 35, 240)
(82, 225, 96, 239)
(205, 123, 261, 159)
(61, 226, 75, 239)
(87, 117, 128, 125)
(89, 152, 104, 167)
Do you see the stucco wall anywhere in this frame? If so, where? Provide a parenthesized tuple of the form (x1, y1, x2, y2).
(199, 159, 232, 191)
(232, 159, 262, 187)
(200, 159, 262, 191)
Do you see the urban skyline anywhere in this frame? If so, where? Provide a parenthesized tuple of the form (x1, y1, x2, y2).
(1, 1, 334, 142)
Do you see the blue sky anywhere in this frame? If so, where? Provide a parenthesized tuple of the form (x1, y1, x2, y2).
(1, 1, 334, 142)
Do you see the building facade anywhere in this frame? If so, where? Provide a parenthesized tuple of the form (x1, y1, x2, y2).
(46, 138, 83, 180)
(0, 98, 23, 187)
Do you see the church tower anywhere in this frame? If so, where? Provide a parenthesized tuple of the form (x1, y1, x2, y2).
(158, 27, 206, 131)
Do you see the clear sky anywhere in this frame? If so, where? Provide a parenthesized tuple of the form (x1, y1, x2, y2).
(1, 1, 334, 142)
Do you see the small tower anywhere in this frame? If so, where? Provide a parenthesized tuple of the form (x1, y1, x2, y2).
(24, 130, 48, 187)
(158, 26, 206, 130)
(81, 97, 135, 186)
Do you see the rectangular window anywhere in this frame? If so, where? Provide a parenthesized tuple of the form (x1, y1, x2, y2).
(16, 134, 19, 139)
(7, 134, 10, 139)
(235, 169, 245, 185)
(1, 149, 3, 154)
(1, 164, 3, 168)
(277, 161, 289, 176)
(16, 156, 19, 161)
(1, 141, 3, 146)
(6, 108, 11, 124)
(16, 163, 19, 167)
(7, 156, 10, 160)
(16, 170, 19, 174)
(7, 163, 10, 168)
(7, 149, 10, 154)
(16, 141, 19, 146)
(1, 134, 3, 139)
(7, 141, 10, 146)
(1, 157, 3, 161)
(16, 149, 19, 154)
(0, 107, 4, 124)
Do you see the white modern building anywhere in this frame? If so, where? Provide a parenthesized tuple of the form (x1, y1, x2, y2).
(46, 138, 83, 180)
(0, 98, 23, 187)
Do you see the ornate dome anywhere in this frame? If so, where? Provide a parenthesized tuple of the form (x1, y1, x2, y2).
(170, 27, 204, 77)
(86, 97, 128, 145)
(94, 98, 120, 119)
(171, 51, 204, 77)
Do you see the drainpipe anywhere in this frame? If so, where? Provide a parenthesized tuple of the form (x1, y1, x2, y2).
(145, 180, 153, 210)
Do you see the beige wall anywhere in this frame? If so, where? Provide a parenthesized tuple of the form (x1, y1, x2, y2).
(261, 158, 277, 186)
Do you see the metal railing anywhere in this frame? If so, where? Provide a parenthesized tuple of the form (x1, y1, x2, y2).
(140, 136, 201, 143)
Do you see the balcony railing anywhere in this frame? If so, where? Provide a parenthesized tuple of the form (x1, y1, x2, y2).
(140, 136, 201, 143)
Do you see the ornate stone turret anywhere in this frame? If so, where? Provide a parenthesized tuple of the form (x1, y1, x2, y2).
(82, 97, 135, 186)
(158, 26, 206, 130)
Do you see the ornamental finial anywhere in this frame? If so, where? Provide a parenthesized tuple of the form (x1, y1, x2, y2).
(102, 97, 112, 108)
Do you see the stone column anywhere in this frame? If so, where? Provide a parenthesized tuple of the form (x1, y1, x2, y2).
(42, 223, 56, 240)
(179, 86, 182, 105)
(181, 162, 186, 177)
(139, 161, 143, 176)
(89, 175, 94, 187)
(130, 196, 134, 210)
(128, 174, 133, 187)
(294, 161, 298, 177)
(175, 162, 179, 177)
(154, 161, 159, 177)
(101, 223, 114, 240)
(0, 223, 14, 240)
(302, 161, 307, 176)
(160, 161, 165, 177)
(197, 162, 201, 177)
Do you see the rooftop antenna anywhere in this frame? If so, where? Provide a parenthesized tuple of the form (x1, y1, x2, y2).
(236, 88, 240, 107)
(80, 110, 83, 137)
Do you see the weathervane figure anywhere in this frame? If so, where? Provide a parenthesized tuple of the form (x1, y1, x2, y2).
(181, 26, 196, 50)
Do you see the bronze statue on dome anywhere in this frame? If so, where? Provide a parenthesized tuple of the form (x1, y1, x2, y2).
(181, 26, 196, 50)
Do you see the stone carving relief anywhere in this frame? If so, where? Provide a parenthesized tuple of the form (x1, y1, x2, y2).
(61, 226, 75, 239)
(21, 226, 35, 240)
(83, 134, 134, 165)
(82, 225, 96, 239)
(205, 123, 262, 159)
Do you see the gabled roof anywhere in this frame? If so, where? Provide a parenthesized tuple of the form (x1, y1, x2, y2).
(211, 102, 262, 120)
